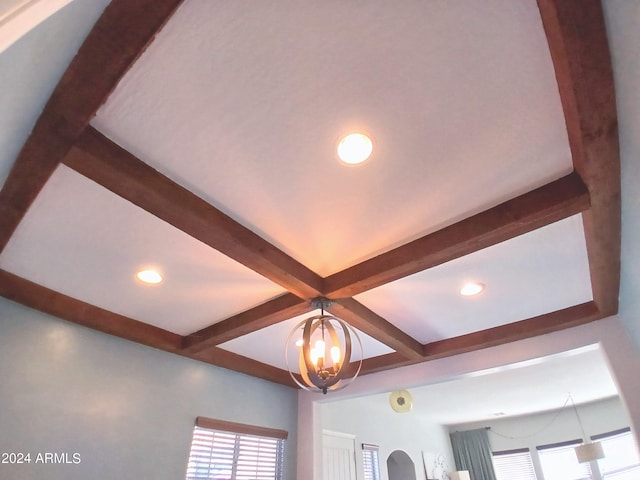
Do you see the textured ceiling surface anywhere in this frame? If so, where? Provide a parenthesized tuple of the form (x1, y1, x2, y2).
(92, 0, 572, 276)
(0, 0, 625, 419)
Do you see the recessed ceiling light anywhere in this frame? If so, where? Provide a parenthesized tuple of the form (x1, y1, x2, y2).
(136, 269, 163, 285)
(337, 133, 373, 165)
(460, 282, 485, 296)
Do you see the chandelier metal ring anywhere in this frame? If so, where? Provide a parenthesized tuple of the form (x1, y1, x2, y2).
(285, 308, 363, 394)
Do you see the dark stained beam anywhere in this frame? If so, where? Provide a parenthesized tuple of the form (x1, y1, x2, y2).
(421, 301, 602, 359)
(357, 302, 603, 376)
(350, 352, 412, 377)
(189, 348, 295, 388)
(324, 173, 590, 298)
(0, 269, 182, 352)
(328, 298, 424, 360)
(0, 0, 184, 254)
(537, 0, 620, 315)
(0, 268, 296, 387)
(182, 293, 312, 354)
(63, 127, 324, 299)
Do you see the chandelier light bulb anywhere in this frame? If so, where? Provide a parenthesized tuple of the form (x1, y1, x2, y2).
(330, 346, 341, 364)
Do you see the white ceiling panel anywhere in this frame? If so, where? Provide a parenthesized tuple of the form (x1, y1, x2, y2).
(92, 0, 572, 276)
(355, 214, 592, 343)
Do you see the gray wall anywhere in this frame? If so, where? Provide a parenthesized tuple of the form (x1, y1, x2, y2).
(605, 0, 640, 354)
(0, 298, 298, 479)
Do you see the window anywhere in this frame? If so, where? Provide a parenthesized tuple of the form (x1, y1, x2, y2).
(185, 416, 287, 480)
(537, 440, 592, 480)
(492, 448, 537, 480)
(593, 428, 640, 479)
(362, 443, 381, 480)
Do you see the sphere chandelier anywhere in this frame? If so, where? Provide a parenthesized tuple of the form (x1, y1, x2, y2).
(286, 297, 363, 394)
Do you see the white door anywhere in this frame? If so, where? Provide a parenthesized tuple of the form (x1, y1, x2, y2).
(323, 430, 357, 480)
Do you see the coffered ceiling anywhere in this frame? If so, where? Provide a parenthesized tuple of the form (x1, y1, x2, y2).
(0, 0, 620, 389)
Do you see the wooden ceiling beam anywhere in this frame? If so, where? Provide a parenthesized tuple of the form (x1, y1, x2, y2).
(323, 172, 590, 298)
(421, 301, 602, 360)
(0, 0, 183, 254)
(188, 348, 295, 387)
(0, 269, 182, 352)
(182, 293, 312, 354)
(328, 298, 424, 360)
(63, 127, 324, 299)
(352, 352, 414, 377)
(537, 0, 621, 316)
(357, 301, 603, 376)
(0, 268, 295, 387)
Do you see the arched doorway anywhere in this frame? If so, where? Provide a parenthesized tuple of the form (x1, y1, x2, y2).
(387, 450, 416, 480)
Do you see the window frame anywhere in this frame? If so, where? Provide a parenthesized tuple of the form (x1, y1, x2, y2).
(185, 416, 288, 480)
(536, 439, 592, 480)
(492, 447, 537, 480)
(591, 427, 640, 479)
(362, 443, 381, 480)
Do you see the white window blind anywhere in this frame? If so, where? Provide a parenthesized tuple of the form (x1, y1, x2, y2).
(185, 417, 287, 480)
(537, 440, 592, 480)
(492, 448, 537, 480)
(362, 443, 381, 480)
(593, 428, 640, 479)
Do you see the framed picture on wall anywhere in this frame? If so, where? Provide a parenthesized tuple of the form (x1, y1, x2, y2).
(422, 451, 451, 480)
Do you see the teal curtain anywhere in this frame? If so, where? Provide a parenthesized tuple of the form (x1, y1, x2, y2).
(450, 428, 497, 480)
